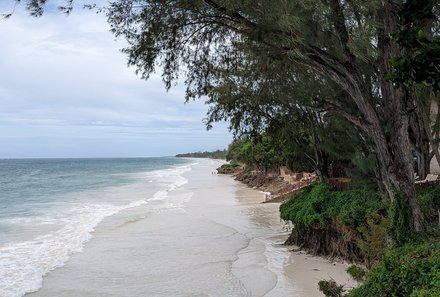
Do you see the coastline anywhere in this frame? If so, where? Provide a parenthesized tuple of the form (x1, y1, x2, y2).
(215, 161, 357, 296)
(25, 158, 355, 297)
(217, 164, 315, 204)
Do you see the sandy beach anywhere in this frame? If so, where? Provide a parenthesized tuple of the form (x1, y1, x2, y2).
(25, 159, 355, 297)
(225, 168, 357, 296)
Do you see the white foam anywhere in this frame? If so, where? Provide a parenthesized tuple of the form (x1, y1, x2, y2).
(132, 164, 192, 182)
(0, 163, 193, 297)
(150, 190, 168, 201)
(146, 166, 190, 201)
(0, 201, 148, 297)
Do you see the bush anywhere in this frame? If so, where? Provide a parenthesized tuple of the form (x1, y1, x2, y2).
(346, 265, 366, 282)
(417, 186, 440, 231)
(347, 242, 440, 297)
(219, 162, 240, 170)
(410, 289, 440, 297)
(357, 213, 389, 266)
(280, 183, 387, 229)
(318, 280, 345, 297)
(281, 183, 440, 297)
(388, 192, 416, 246)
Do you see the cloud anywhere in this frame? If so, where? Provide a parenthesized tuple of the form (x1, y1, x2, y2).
(0, 3, 231, 158)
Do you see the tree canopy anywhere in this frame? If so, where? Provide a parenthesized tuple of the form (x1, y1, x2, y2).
(16, 0, 440, 232)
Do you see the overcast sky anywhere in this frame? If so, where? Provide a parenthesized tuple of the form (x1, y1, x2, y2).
(0, 1, 232, 158)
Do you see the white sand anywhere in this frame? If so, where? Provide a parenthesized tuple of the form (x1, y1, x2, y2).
(27, 159, 356, 297)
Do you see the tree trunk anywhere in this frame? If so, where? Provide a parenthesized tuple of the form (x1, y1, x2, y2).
(409, 119, 430, 180)
(429, 104, 440, 170)
(315, 151, 328, 182)
(287, 0, 425, 231)
(410, 87, 433, 180)
(376, 2, 424, 232)
(315, 1, 425, 232)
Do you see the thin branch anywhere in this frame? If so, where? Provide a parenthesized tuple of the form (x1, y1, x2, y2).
(1, 0, 19, 19)
(314, 97, 370, 132)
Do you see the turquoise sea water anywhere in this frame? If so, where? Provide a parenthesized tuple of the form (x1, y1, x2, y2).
(0, 157, 192, 297)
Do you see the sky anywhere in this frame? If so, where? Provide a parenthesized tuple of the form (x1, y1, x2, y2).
(0, 1, 232, 158)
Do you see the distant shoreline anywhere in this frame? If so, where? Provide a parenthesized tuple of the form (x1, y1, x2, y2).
(175, 149, 227, 159)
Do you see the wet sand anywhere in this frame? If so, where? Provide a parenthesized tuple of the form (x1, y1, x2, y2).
(226, 178, 357, 296)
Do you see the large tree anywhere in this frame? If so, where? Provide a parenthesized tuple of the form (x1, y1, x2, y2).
(18, 0, 440, 232)
(107, 0, 439, 231)
(202, 48, 372, 182)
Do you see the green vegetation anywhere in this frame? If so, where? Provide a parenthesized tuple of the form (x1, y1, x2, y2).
(388, 192, 417, 246)
(219, 162, 240, 170)
(281, 183, 439, 296)
(389, 1, 440, 93)
(280, 183, 386, 229)
(346, 265, 367, 283)
(417, 186, 440, 231)
(318, 280, 345, 297)
(320, 243, 440, 297)
(225, 135, 285, 172)
(347, 243, 440, 297)
(357, 213, 389, 265)
(175, 149, 227, 159)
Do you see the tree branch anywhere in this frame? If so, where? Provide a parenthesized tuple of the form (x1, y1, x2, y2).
(320, 99, 370, 132)
(328, 0, 355, 62)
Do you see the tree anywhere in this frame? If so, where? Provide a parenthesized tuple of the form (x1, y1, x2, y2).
(203, 50, 332, 179)
(389, 0, 440, 183)
(390, 0, 440, 92)
(108, 0, 440, 231)
(18, 0, 440, 232)
(3, 0, 75, 17)
(203, 52, 371, 182)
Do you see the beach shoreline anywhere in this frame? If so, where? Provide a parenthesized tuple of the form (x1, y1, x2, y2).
(23, 158, 355, 297)
(213, 159, 357, 296)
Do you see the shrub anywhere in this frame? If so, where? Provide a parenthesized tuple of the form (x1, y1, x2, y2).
(280, 183, 386, 229)
(346, 265, 366, 282)
(388, 192, 416, 247)
(357, 213, 389, 266)
(318, 280, 345, 297)
(219, 162, 240, 170)
(417, 186, 440, 231)
(347, 242, 440, 297)
(410, 289, 440, 297)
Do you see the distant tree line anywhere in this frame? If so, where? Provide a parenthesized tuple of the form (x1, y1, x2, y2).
(175, 149, 227, 159)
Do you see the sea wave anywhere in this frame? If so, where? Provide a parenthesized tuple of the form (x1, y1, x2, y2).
(0, 164, 192, 297)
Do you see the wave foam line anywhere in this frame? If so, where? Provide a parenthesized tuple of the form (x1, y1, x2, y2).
(0, 164, 193, 297)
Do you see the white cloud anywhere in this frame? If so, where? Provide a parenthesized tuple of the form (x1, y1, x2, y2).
(0, 3, 231, 158)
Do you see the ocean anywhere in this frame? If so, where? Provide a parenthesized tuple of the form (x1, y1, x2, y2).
(0, 157, 351, 297)
(0, 157, 193, 297)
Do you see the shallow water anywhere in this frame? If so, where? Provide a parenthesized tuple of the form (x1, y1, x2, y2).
(0, 157, 192, 297)
(2, 158, 300, 297)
